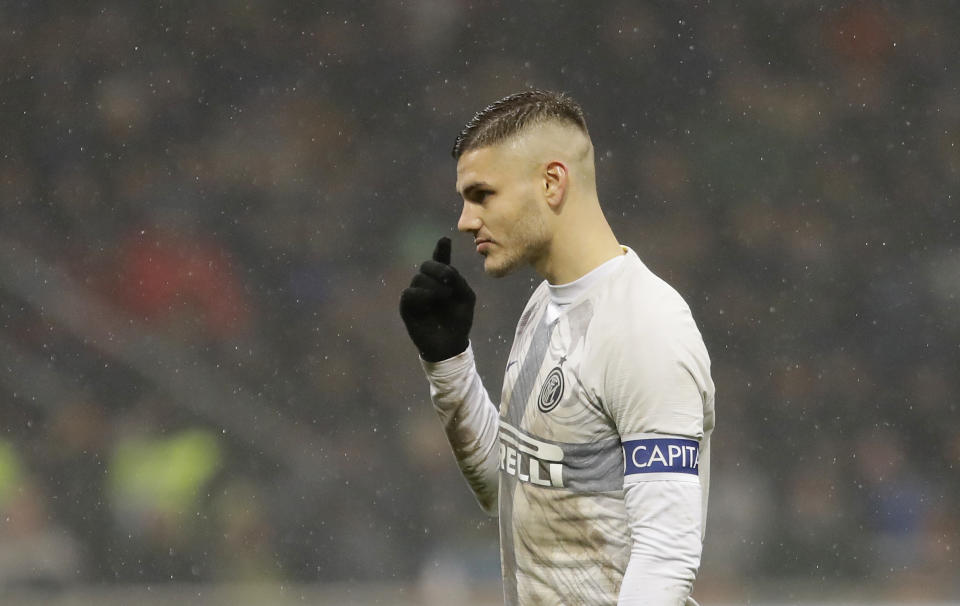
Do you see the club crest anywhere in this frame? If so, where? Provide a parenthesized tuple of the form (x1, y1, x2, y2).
(538, 366, 565, 413)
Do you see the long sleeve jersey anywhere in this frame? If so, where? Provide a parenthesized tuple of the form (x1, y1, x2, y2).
(422, 248, 715, 605)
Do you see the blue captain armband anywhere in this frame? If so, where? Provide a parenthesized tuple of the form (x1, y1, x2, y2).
(623, 436, 700, 480)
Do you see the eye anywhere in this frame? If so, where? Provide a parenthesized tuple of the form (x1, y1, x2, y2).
(473, 189, 492, 203)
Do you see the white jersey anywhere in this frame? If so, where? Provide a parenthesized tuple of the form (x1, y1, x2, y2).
(422, 248, 715, 605)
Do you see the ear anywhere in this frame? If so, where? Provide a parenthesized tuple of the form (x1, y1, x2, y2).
(543, 161, 568, 211)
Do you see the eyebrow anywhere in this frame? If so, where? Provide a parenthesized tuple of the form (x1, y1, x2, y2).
(459, 182, 492, 199)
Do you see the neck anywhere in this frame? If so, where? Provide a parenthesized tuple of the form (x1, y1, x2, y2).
(535, 194, 623, 285)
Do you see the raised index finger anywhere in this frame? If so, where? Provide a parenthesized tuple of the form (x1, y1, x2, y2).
(432, 237, 451, 265)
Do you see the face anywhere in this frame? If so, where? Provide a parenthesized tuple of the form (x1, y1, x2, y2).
(455, 144, 551, 277)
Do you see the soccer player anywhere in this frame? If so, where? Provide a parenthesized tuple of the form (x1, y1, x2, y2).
(400, 90, 715, 605)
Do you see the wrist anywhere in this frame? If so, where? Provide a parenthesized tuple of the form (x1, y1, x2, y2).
(420, 341, 474, 377)
(419, 337, 469, 363)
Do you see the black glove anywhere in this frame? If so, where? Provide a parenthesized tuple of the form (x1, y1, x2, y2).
(399, 237, 475, 362)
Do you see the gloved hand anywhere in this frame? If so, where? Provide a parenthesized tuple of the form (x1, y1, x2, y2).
(400, 237, 475, 362)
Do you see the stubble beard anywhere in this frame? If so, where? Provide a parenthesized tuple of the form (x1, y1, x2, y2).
(483, 209, 550, 278)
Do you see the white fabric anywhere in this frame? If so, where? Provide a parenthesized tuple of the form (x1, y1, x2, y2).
(618, 480, 703, 604)
(420, 345, 499, 515)
(420, 247, 715, 605)
(544, 250, 625, 324)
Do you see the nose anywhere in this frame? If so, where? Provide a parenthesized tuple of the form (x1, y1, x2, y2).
(457, 202, 481, 234)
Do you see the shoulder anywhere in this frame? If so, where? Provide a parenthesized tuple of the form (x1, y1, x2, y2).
(583, 251, 713, 437)
(583, 250, 711, 393)
(589, 250, 697, 350)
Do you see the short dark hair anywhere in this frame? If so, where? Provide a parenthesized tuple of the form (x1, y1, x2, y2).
(451, 90, 589, 159)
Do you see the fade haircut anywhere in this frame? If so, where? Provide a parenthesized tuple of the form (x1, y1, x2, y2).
(451, 90, 589, 159)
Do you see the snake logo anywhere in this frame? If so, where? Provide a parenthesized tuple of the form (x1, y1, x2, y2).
(538, 366, 565, 413)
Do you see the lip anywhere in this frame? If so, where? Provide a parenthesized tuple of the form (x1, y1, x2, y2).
(475, 238, 492, 253)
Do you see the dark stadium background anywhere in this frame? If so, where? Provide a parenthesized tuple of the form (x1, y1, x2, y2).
(0, 2, 957, 604)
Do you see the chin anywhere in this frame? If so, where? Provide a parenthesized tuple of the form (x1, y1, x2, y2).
(484, 254, 520, 278)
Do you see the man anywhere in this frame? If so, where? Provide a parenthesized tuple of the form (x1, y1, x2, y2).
(400, 90, 715, 605)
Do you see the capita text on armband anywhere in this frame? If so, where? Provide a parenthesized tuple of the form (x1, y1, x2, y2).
(622, 436, 699, 478)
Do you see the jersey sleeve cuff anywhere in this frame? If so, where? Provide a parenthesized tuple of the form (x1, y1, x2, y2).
(420, 341, 475, 381)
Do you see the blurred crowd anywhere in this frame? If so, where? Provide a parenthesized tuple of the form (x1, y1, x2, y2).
(0, 1, 957, 601)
